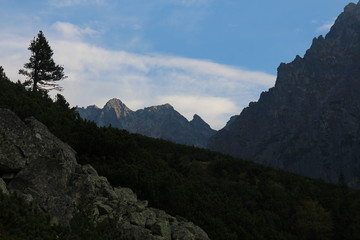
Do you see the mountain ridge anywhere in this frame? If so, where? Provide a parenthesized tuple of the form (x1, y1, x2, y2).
(77, 98, 216, 148)
(208, 1, 360, 186)
(2, 36, 360, 238)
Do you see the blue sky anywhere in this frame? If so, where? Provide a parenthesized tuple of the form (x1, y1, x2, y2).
(0, 0, 353, 129)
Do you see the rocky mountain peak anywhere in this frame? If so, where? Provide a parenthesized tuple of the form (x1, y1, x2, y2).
(208, 1, 360, 186)
(325, 1, 360, 46)
(105, 97, 124, 107)
(345, 2, 357, 11)
(87, 104, 100, 109)
(78, 99, 215, 148)
(191, 114, 202, 122)
(190, 114, 211, 129)
(104, 98, 133, 118)
(143, 103, 174, 112)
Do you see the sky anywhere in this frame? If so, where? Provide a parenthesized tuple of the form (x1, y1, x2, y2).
(0, 0, 353, 129)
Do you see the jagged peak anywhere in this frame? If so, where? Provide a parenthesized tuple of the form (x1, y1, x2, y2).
(277, 1, 360, 81)
(105, 98, 126, 108)
(87, 104, 100, 110)
(344, 2, 357, 12)
(143, 103, 174, 111)
(190, 114, 214, 131)
(156, 103, 173, 109)
(104, 98, 133, 118)
(192, 114, 202, 120)
(104, 98, 131, 110)
(323, 1, 360, 44)
(209, 0, 360, 185)
(191, 114, 206, 123)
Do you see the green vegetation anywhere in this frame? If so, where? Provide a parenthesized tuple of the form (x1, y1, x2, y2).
(0, 192, 122, 240)
(19, 31, 66, 92)
(1, 65, 360, 240)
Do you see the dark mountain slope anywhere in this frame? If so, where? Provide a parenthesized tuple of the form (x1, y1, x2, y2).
(78, 99, 216, 148)
(2, 63, 360, 239)
(3, 3, 360, 237)
(208, 2, 360, 186)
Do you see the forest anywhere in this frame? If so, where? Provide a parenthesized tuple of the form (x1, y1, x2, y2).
(1, 66, 360, 239)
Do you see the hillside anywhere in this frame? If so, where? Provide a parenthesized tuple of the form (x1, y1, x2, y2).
(0, 107, 209, 240)
(77, 98, 215, 148)
(209, 2, 360, 186)
(1, 65, 360, 240)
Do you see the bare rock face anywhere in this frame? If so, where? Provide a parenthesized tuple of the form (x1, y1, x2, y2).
(208, 2, 360, 186)
(0, 178, 8, 195)
(0, 109, 36, 172)
(0, 108, 210, 240)
(77, 99, 216, 148)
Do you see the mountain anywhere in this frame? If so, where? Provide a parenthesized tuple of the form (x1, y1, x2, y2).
(2, 59, 360, 239)
(208, 2, 360, 186)
(77, 98, 216, 148)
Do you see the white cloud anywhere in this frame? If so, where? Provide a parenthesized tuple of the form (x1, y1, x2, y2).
(52, 22, 98, 40)
(316, 18, 336, 33)
(51, 40, 275, 129)
(0, 22, 276, 130)
(0, 34, 30, 81)
(317, 23, 334, 32)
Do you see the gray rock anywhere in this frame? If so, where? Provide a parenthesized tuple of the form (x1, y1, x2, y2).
(94, 200, 113, 216)
(7, 116, 78, 224)
(144, 209, 157, 228)
(0, 178, 9, 195)
(171, 221, 210, 240)
(0, 109, 35, 172)
(114, 187, 138, 203)
(129, 212, 147, 227)
(2, 173, 16, 181)
(119, 222, 154, 240)
(0, 108, 210, 240)
(81, 164, 98, 175)
(133, 200, 148, 211)
(152, 221, 171, 239)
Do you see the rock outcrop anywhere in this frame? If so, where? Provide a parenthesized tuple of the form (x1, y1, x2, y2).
(0, 108, 210, 240)
(208, 2, 360, 186)
(77, 98, 216, 148)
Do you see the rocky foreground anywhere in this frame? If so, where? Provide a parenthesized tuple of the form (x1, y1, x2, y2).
(0, 108, 209, 240)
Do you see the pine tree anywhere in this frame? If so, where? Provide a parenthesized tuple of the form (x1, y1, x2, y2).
(19, 31, 67, 92)
(0, 66, 9, 81)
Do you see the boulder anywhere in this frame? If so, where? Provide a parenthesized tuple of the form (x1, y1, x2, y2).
(0, 178, 9, 195)
(0, 108, 210, 240)
(0, 109, 35, 172)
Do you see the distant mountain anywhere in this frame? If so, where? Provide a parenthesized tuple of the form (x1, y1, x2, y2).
(77, 98, 216, 148)
(208, 2, 360, 186)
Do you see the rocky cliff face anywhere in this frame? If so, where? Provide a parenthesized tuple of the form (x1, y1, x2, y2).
(0, 108, 210, 240)
(208, 2, 360, 186)
(77, 99, 216, 148)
